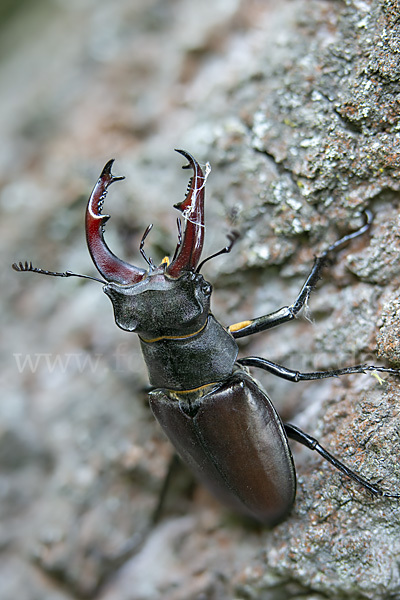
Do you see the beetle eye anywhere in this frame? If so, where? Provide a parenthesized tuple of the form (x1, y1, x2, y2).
(202, 283, 212, 296)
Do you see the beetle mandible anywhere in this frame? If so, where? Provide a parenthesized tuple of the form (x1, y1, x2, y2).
(13, 149, 400, 524)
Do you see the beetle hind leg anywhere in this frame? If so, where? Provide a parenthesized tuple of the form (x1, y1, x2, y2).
(152, 453, 180, 524)
(285, 423, 400, 498)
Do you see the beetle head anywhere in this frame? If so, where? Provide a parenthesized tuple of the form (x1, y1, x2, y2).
(104, 270, 212, 338)
(86, 150, 211, 338)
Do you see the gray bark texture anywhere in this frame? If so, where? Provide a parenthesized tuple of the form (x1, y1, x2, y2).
(2, 0, 400, 599)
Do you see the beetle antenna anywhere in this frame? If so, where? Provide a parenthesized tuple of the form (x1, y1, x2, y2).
(171, 218, 183, 262)
(196, 231, 239, 273)
(12, 261, 107, 284)
(139, 224, 156, 268)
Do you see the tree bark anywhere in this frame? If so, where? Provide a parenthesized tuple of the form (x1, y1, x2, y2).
(2, 1, 400, 598)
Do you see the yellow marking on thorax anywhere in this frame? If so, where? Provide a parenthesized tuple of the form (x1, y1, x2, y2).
(167, 381, 219, 396)
(140, 320, 207, 344)
(228, 320, 253, 333)
(161, 256, 170, 266)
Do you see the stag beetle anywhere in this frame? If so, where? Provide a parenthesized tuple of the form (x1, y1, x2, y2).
(13, 150, 400, 524)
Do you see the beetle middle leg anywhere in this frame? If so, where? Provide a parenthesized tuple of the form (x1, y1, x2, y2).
(284, 423, 400, 498)
(238, 357, 400, 382)
(229, 210, 373, 339)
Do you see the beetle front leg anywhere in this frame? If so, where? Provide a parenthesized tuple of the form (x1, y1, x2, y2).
(229, 258, 328, 338)
(229, 211, 373, 339)
(238, 356, 400, 382)
(285, 423, 400, 498)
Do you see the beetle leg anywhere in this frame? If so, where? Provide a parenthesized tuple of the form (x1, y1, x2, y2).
(229, 306, 296, 337)
(230, 252, 333, 337)
(238, 356, 400, 382)
(152, 453, 182, 524)
(229, 211, 373, 339)
(285, 423, 400, 498)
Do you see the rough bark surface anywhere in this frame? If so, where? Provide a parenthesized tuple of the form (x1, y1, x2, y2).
(2, 1, 400, 599)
